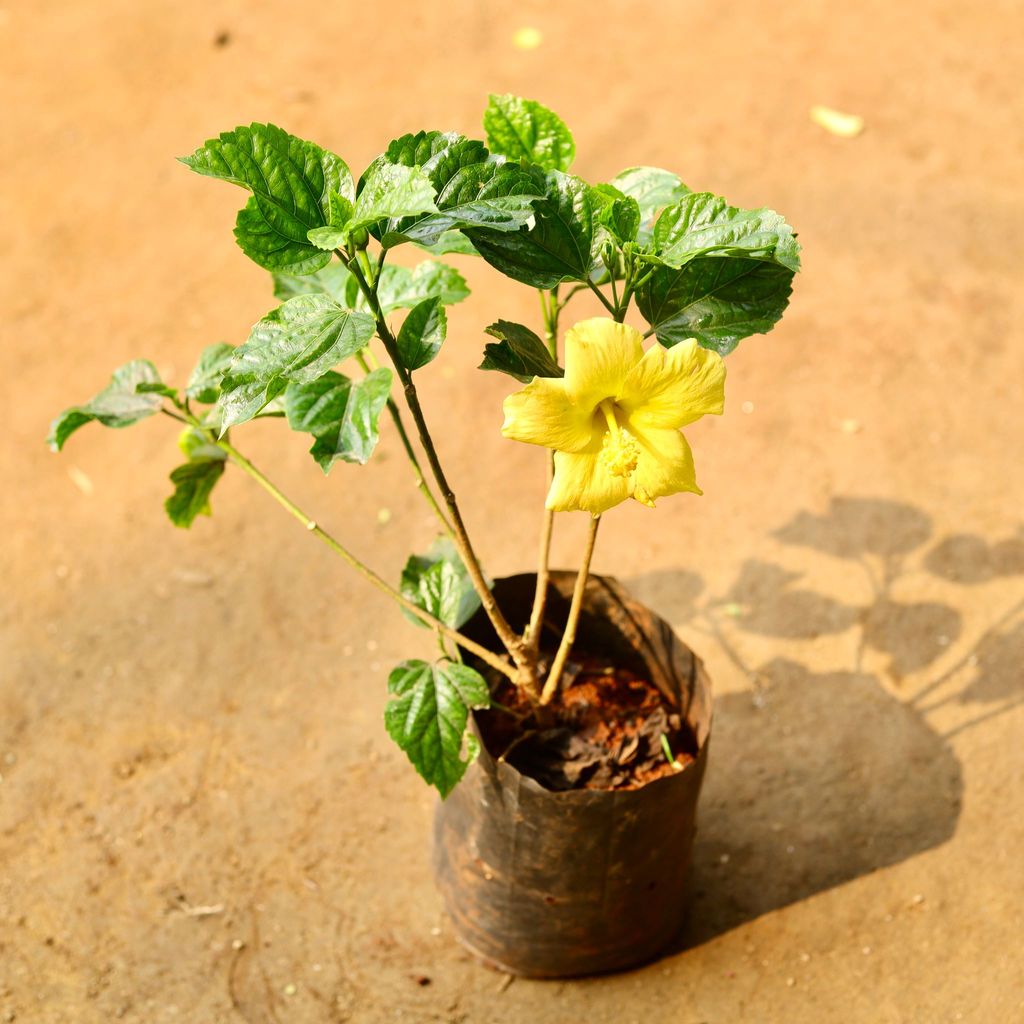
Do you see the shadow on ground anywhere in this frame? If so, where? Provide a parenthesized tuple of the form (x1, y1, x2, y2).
(625, 496, 1024, 946)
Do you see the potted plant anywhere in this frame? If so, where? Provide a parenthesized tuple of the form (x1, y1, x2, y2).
(48, 95, 798, 976)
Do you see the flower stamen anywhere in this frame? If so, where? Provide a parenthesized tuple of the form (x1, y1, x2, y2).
(598, 399, 640, 478)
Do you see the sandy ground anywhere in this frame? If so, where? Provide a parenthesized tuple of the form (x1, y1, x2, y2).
(2, 0, 1023, 1020)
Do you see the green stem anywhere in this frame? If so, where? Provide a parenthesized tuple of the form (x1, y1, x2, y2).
(540, 514, 601, 705)
(344, 252, 542, 702)
(187, 418, 516, 682)
(586, 280, 618, 317)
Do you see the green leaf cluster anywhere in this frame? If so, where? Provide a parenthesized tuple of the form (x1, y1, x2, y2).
(400, 537, 482, 630)
(384, 659, 490, 797)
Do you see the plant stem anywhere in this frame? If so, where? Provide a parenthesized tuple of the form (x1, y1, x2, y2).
(540, 514, 601, 705)
(586, 280, 618, 317)
(208, 427, 517, 682)
(355, 350, 455, 539)
(344, 253, 541, 701)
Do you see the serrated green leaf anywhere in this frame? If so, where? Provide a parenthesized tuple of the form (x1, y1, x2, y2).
(468, 169, 597, 288)
(48, 360, 164, 451)
(637, 256, 795, 355)
(185, 343, 235, 404)
(180, 123, 353, 274)
(480, 320, 563, 382)
(396, 297, 446, 370)
(306, 192, 353, 249)
(384, 658, 490, 797)
(271, 263, 352, 303)
(484, 94, 575, 172)
(610, 166, 691, 226)
(164, 458, 226, 528)
(413, 230, 480, 257)
(350, 161, 438, 234)
(217, 296, 376, 432)
(284, 367, 392, 471)
(400, 537, 482, 631)
(650, 193, 800, 272)
(591, 183, 641, 245)
(350, 261, 470, 315)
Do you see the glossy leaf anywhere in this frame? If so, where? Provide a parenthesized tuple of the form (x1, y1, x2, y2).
(651, 192, 800, 271)
(350, 261, 470, 314)
(637, 256, 795, 355)
(468, 169, 597, 288)
(271, 263, 352, 303)
(164, 458, 226, 528)
(413, 230, 480, 257)
(400, 537, 482, 630)
(384, 658, 490, 797)
(180, 123, 353, 274)
(284, 367, 392, 471)
(48, 360, 164, 451)
(396, 297, 446, 370)
(218, 296, 376, 431)
(186, 343, 236, 404)
(484, 93, 575, 172)
(350, 161, 438, 233)
(591, 183, 641, 244)
(610, 166, 690, 225)
(480, 320, 563, 382)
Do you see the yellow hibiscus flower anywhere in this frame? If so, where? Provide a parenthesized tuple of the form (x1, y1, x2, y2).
(501, 317, 726, 515)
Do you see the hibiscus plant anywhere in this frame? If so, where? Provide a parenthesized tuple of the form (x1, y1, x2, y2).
(49, 95, 799, 796)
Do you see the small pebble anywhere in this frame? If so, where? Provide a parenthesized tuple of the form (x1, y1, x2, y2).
(231, 939, 245, 950)
(862, 946, 872, 955)
(810, 105, 865, 138)
(377, 507, 392, 525)
(283, 983, 297, 996)
(786, 977, 796, 987)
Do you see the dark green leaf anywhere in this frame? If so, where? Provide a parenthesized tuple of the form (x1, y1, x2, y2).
(468, 169, 597, 288)
(180, 123, 353, 274)
(164, 458, 226, 528)
(186, 343, 235, 404)
(637, 257, 795, 355)
(271, 263, 352, 303)
(591, 183, 641, 244)
(610, 166, 690, 225)
(384, 658, 490, 797)
(284, 367, 392, 470)
(400, 537, 482, 630)
(218, 296, 376, 431)
(480, 320, 563, 382)
(396, 298, 446, 370)
(47, 360, 164, 451)
(483, 94, 575, 172)
(651, 192, 800, 271)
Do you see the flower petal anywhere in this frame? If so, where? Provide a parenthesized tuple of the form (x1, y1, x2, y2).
(630, 427, 701, 507)
(502, 376, 595, 453)
(563, 318, 644, 407)
(546, 439, 631, 515)
(620, 338, 726, 431)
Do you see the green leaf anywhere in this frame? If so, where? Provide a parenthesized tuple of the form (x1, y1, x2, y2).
(271, 263, 352, 303)
(135, 381, 178, 399)
(650, 193, 800, 271)
(384, 658, 490, 797)
(305, 192, 355, 250)
(413, 230, 479, 257)
(610, 166, 690, 226)
(185, 343, 235, 404)
(483, 94, 575, 172)
(468, 169, 597, 288)
(381, 151, 540, 249)
(400, 537, 482, 631)
(350, 161, 438, 234)
(396, 297, 446, 370)
(591, 183, 641, 245)
(180, 123, 354, 274)
(164, 458, 226, 528)
(284, 367, 392, 471)
(351, 261, 470, 314)
(177, 427, 226, 462)
(217, 295, 376, 431)
(48, 360, 164, 451)
(637, 256, 795, 355)
(480, 320, 563, 382)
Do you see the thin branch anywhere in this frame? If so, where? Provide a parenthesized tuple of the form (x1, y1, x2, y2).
(540, 515, 601, 704)
(586, 280, 618, 317)
(212, 434, 516, 681)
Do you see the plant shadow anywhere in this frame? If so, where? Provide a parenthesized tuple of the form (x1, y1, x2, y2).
(623, 496, 1024, 947)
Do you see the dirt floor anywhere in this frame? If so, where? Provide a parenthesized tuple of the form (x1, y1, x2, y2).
(3, 0, 1023, 1020)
